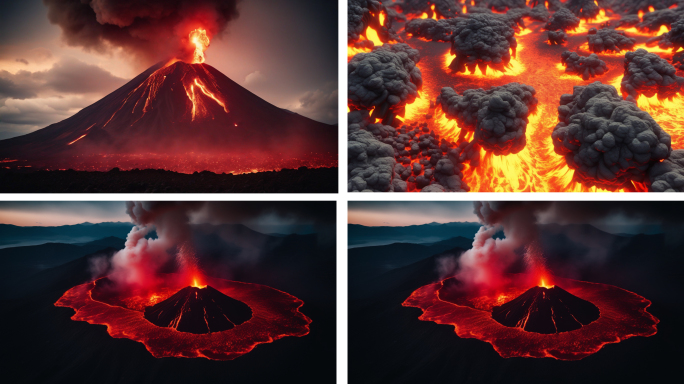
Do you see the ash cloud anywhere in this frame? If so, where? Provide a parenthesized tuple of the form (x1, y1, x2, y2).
(587, 28, 636, 53)
(602, 0, 681, 15)
(561, 51, 607, 80)
(673, 51, 684, 70)
(552, 82, 671, 189)
(109, 201, 334, 289)
(43, 0, 241, 66)
(650, 15, 684, 51)
(621, 48, 684, 99)
(437, 83, 538, 155)
(637, 7, 684, 33)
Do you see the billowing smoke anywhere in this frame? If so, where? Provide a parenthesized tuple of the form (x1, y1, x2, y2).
(650, 15, 684, 51)
(648, 149, 684, 191)
(560, 51, 607, 80)
(636, 6, 684, 33)
(452, 201, 684, 291)
(448, 14, 518, 74)
(395, 0, 461, 18)
(108, 201, 334, 290)
(43, 0, 241, 66)
(602, 0, 680, 15)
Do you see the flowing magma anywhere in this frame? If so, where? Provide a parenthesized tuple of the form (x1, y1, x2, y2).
(55, 274, 311, 360)
(348, 4, 684, 192)
(403, 275, 658, 360)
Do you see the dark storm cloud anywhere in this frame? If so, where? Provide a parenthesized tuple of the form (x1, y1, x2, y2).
(552, 81, 671, 189)
(43, 0, 241, 65)
(15, 58, 28, 65)
(0, 57, 127, 98)
(296, 88, 338, 124)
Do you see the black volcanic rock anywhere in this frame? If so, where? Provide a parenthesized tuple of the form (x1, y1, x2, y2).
(144, 285, 252, 334)
(491, 285, 600, 334)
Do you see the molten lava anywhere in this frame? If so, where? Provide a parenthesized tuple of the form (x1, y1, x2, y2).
(403, 275, 658, 360)
(55, 274, 311, 360)
(189, 28, 210, 64)
(357, 5, 684, 191)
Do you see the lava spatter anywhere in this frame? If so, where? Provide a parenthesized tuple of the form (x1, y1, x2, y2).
(55, 274, 311, 360)
(403, 275, 658, 360)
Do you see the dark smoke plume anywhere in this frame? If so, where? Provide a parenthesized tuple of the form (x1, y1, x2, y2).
(545, 8, 581, 31)
(43, 0, 241, 66)
(637, 7, 684, 33)
(448, 14, 518, 74)
(548, 30, 568, 45)
(648, 149, 684, 191)
(566, 0, 600, 20)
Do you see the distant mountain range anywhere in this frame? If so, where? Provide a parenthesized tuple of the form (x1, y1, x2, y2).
(0, 222, 134, 248)
(348, 222, 482, 248)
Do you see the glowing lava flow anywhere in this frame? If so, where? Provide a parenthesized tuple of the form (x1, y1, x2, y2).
(190, 28, 210, 64)
(55, 274, 311, 360)
(382, 8, 684, 192)
(403, 275, 658, 360)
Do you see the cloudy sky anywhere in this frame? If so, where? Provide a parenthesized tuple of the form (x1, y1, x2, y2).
(348, 202, 479, 227)
(0, 0, 337, 140)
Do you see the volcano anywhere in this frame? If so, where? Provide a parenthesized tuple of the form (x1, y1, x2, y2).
(144, 285, 252, 334)
(0, 61, 336, 172)
(491, 285, 600, 334)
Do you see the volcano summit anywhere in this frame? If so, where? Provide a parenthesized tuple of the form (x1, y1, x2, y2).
(0, 61, 337, 173)
(492, 285, 601, 334)
(144, 285, 252, 334)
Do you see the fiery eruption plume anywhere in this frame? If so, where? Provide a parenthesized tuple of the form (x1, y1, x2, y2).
(190, 28, 210, 64)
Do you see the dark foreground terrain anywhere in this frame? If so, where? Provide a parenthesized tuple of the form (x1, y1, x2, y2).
(349, 224, 684, 384)
(0, 167, 337, 193)
(0, 225, 336, 384)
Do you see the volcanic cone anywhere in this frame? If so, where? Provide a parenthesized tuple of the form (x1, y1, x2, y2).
(144, 285, 252, 334)
(491, 285, 600, 334)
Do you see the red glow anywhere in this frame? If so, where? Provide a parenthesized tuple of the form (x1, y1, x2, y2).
(403, 275, 658, 360)
(189, 29, 210, 64)
(55, 274, 311, 360)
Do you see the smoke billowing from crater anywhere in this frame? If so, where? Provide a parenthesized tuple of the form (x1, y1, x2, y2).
(43, 0, 241, 66)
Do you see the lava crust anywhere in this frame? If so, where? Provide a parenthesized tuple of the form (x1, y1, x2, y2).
(403, 275, 658, 360)
(55, 275, 311, 360)
(143, 285, 252, 334)
(491, 285, 600, 334)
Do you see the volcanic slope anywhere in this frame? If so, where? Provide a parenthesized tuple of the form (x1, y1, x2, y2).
(491, 285, 600, 334)
(0, 61, 337, 171)
(144, 285, 252, 334)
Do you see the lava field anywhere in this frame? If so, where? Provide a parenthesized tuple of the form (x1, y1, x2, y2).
(348, 0, 684, 192)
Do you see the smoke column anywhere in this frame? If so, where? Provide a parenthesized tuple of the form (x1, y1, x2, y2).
(43, 0, 241, 66)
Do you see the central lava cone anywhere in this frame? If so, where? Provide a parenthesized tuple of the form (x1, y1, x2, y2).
(144, 285, 252, 334)
(491, 285, 600, 334)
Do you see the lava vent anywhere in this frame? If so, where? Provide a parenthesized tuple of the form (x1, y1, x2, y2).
(491, 285, 600, 334)
(144, 285, 252, 334)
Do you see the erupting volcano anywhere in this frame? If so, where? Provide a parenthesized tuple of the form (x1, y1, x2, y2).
(404, 274, 658, 360)
(56, 274, 311, 360)
(491, 284, 601, 334)
(0, 29, 336, 175)
(348, 0, 684, 192)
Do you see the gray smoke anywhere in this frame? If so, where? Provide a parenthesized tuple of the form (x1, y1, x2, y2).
(587, 28, 636, 53)
(548, 30, 568, 45)
(545, 7, 581, 31)
(621, 48, 684, 99)
(648, 149, 684, 191)
(448, 14, 518, 74)
(561, 51, 608, 80)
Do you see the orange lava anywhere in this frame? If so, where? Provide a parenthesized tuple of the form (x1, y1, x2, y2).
(403, 275, 658, 360)
(55, 274, 311, 360)
(189, 29, 210, 64)
(385, 12, 684, 192)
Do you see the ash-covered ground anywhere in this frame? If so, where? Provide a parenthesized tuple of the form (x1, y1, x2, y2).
(348, 0, 684, 192)
(0, 167, 337, 193)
